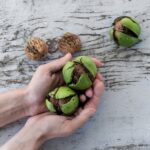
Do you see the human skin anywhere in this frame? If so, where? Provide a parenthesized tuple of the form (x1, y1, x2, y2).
(0, 54, 71, 127)
(0, 53, 104, 150)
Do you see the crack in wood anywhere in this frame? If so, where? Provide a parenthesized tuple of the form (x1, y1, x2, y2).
(94, 143, 150, 150)
(0, 0, 150, 91)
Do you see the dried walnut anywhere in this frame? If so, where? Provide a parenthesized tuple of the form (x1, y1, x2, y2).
(25, 37, 48, 60)
(58, 32, 81, 54)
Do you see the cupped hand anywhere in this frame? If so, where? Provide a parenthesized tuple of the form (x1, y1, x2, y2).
(25, 53, 104, 117)
(25, 75, 104, 141)
(25, 53, 72, 116)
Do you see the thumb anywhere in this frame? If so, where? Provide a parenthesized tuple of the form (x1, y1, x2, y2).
(46, 53, 72, 73)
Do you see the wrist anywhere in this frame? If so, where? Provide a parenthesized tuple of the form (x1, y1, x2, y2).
(23, 86, 40, 117)
(20, 86, 32, 117)
(23, 125, 46, 147)
(2, 124, 45, 150)
(23, 120, 48, 146)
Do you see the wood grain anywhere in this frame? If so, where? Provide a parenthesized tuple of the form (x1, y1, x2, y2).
(0, 0, 150, 91)
(1, 0, 150, 149)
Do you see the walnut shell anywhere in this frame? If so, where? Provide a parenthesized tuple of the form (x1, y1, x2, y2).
(58, 32, 81, 54)
(62, 56, 97, 90)
(45, 86, 79, 115)
(25, 37, 48, 60)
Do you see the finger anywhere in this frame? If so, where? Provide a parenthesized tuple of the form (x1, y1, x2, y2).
(85, 88, 93, 98)
(53, 71, 65, 86)
(69, 108, 95, 130)
(49, 72, 65, 91)
(96, 73, 103, 81)
(80, 94, 86, 102)
(92, 79, 104, 101)
(45, 53, 72, 72)
(91, 58, 104, 67)
(85, 79, 104, 109)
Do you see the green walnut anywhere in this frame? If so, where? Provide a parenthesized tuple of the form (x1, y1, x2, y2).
(45, 86, 79, 115)
(62, 56, 97, 90)
(110, 16, 141, 47)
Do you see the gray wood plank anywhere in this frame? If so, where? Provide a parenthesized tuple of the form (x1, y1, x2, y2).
(1, 0, 150, 149)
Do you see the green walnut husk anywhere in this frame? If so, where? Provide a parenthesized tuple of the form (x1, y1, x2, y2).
(110, 16, 141, 47)
(62, 56, 97, 90)
(45, 86, 79, 115)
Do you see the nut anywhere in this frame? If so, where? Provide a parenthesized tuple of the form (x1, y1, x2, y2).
(25, 37, 48, 60)
(110, 16, 141, 47)
(63, 56, 97, 90)
(58, 32, 81, 54)
(45, 86, 79, 115)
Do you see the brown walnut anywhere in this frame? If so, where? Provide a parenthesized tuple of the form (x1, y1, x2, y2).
(58, 32, 81, 54)
(25, 37, 48, 60)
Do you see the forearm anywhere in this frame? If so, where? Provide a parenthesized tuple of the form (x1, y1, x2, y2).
(0, 87, 29, 127)
(1, 124, 45, 150)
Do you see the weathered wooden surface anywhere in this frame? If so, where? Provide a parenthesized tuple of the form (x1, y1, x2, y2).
(1, 0, 150, 149)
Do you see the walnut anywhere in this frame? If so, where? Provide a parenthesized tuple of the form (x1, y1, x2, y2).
(58, 32, 81, 54)
(24, 37, 48, 60)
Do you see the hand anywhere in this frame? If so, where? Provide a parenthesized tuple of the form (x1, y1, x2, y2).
(25, 74, 104, 142)
(25, 53, 104, 117)
(25, 53, 72, 116)
(1, 56, 104, 150)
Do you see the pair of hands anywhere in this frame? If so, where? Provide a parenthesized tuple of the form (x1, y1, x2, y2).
(24, 53, 104, 141)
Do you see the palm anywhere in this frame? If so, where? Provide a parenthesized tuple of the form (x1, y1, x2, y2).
(25, 54, 103, 117)
(26, 77, 104, 139)
(27, 69, 64, 115)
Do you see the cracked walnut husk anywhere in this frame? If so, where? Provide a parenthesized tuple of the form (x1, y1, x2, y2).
(58, 32, 81, 54)
(110, 16, 141, 47)
(45, 86, 79, 115)
(25, 37, 48, 60)
(62, 56, 97, 90)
